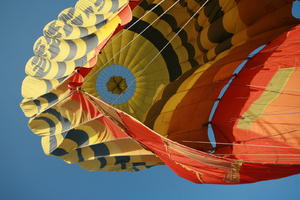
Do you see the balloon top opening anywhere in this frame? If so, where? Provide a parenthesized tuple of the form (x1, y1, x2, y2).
(106, 76, 128, 94)
(94, 64, 136, 105)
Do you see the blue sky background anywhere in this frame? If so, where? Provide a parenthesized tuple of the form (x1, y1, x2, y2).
(1, 1, 300, 199)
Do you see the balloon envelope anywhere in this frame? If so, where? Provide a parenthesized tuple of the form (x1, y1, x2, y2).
(21, 0, 300, 184)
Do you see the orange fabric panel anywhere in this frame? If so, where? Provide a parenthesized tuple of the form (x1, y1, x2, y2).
(212, 25, 300, 164)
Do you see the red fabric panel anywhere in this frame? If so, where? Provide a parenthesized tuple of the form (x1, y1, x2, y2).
(119, 112, 238, 184)
(100, 116, 129, 139)
(239, 162, 300, 184)
(70, 91, 101, 119)
(118, 5, 132, 26)
(118, 111, 300, 184)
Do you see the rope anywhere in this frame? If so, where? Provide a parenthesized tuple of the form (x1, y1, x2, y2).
(233, 84, 300, 95)
(181, 140, 300, 150)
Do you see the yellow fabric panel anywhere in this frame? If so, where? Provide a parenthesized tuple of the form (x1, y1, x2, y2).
(61, 145, 95, 164)
(41, 136, 51, 155)
(151, 111, 173, 137)
(250, 69, 300, 147)
(196, 7, 210, 29)
(221, 1, 246, 34)
(44, 20, 82, 40)
(153, 63, 211, 136)
(199, 26, 217, 51)
(58, 138, 78, 153)
(44, 9, 121, 40)
(205, 48, 217, 61)
(58, 137, 162, 171)
(81, 120, 116, 143)
(21, 76, 64, 99)
(26, 44, 106, 80)
(20, 81, 70, 117)
(34, 16, 121, 62)
(25, 56, 76, 80)
(77, 139, 155, 162)
(59, 0, 129, 27)
(29, 110, 65, 136)
(42, 117, 118, 158)
(41, 132, 66, 155)
(78, 155, 163, 172)
(177, 61, 193, 75)
(78, 0, 128, 16)
(237, 68, 295, 130)
(28, 93, 95, 136)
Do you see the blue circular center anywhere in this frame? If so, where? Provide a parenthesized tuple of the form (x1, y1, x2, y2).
(96, 65, 136, 104)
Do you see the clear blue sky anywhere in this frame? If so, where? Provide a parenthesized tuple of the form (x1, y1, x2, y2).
(1, 1, 300, 200)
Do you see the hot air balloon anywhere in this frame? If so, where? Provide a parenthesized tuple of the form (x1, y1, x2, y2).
(21, 0, 300, 184)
